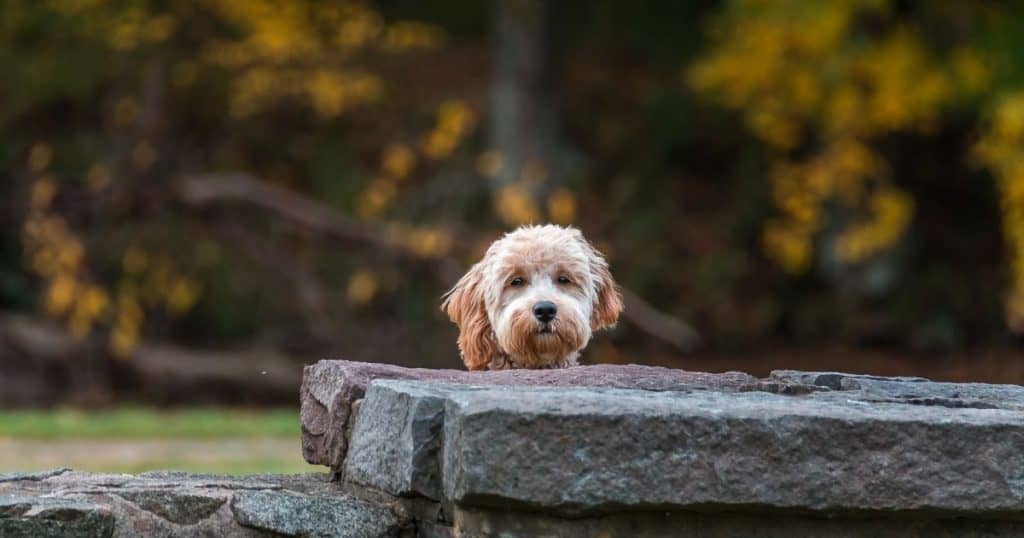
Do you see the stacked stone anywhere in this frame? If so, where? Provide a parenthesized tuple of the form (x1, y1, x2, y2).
(0, 469, 399, 537)
(5, 361, 1024, 537)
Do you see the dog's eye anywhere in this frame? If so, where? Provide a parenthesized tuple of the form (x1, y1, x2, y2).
(510, 277, 525, 287)
(557, 275, 571, 284)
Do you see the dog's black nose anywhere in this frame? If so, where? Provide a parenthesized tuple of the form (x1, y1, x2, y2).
(533, 301, 557, 323)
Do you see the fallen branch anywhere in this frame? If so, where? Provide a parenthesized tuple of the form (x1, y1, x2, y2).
(178, 173, 701, 352)
(620, 287, 700, 352)
(180, 174, 386, 245)
(0, 313, 300, 406)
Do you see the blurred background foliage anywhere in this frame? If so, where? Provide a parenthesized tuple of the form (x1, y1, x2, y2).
(4, 0, 1024, 410)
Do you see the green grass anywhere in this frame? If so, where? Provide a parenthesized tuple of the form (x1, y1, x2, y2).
(0, 407, 299, 439)
(63, 457, 319, 476)
(0, 407, 316, 475)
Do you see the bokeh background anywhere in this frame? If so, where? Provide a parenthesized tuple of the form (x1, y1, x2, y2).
(4, 0, 1024, 472)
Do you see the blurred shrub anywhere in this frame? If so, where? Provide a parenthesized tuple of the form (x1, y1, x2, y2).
(688, 0, 1024, 342)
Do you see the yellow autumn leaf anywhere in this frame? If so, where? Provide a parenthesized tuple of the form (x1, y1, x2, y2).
(46, 274, 77, 316)
(546, 188, 577, 225)
(80, 286, 111, 318)
(28, 143, 53, 173)
(167, 278, 201, 315)
(110, 322, 139, 359)
(423, 100, 475, 159)
(56, 239, 85, 271)
(763, 223, 812, 274)
(381, 144, 416, 179)
(355, 177, 398, 218)
(347, 270, 378, 306)
(405, 228, 453, 258)
(30, 177, 58, 210)
(496, 184, 541, 226)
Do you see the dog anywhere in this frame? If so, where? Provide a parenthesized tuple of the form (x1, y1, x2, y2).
(442, 224, 623, 370)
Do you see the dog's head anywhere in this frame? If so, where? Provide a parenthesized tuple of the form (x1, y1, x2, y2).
(442, 225, 623, 370)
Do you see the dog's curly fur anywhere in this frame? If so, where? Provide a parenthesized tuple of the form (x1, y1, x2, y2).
(442, 225, 623, 370)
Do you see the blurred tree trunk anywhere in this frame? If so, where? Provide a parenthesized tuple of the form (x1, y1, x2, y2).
(487, 2, 700, 350)
(491, 0, 563, 200)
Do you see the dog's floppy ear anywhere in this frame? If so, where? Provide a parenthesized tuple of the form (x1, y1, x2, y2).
(583, 238, 623, 331)
(441, 262, 499, 370)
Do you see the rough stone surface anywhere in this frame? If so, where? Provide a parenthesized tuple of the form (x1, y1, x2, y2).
(301, 359, 759, 470)
(0, 468, 72, 483)
(0, 469, 403, 537)
(0, 494, 114, 538)
(345, 382, 450, 499)
(771, 369, 1024, 410)
(451, 505, 1024, 538)
(231, 490, 402, 537)
(114, 490, 225, 525)
(434, 382, 1024, 517)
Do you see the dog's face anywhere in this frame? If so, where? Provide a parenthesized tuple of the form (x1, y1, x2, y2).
(442, 225, 622, 370)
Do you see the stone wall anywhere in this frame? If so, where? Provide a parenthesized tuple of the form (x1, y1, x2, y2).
(5, 360, 1024, 536)
(0, 468, 417, 537)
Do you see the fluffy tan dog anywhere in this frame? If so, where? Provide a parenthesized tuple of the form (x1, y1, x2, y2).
(442, 225, 623, 370)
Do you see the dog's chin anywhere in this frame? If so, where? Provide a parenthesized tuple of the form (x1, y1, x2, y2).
(532, 326, 561, 348)
(498, 311, 588, 368)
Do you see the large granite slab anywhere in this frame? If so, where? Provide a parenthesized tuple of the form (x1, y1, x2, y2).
(344, 379, 1024, 518)
(445, 384, 1024, 516)
(301, 359, 759, 471)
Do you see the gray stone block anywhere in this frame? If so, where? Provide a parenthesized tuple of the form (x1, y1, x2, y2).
(0, 470, 406, 538)
(301, 359, 758, 471)
(426, 383, 1024, 517)
(231, 490, 401, 538)
(344, 382, 450, 499)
